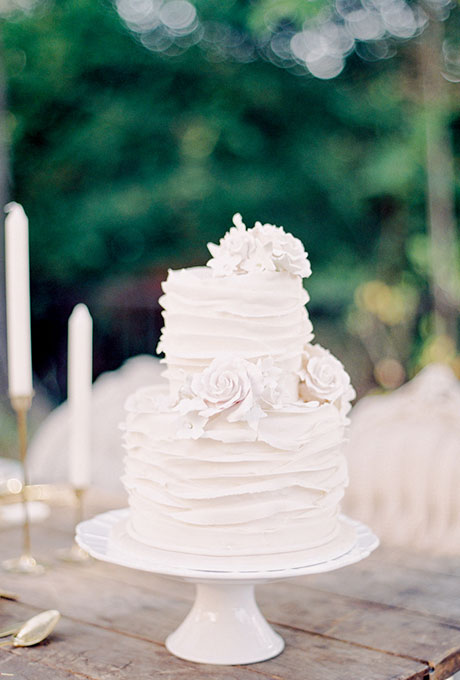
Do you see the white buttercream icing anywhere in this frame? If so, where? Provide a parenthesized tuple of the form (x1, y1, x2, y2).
(121, 215, 354, 558)
(157, 266, 313, 399)
(122, 385, 349, 555)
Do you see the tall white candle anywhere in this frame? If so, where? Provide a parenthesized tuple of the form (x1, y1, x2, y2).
(5, 202, 33, 398)
(68, 304, 93, 489)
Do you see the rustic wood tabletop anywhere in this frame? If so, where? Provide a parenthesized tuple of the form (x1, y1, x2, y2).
(1, 497, 460, 680)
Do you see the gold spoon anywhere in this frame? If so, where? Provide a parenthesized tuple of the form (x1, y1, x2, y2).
(0, 610, 60, 648)
(0, 610, 53, 638)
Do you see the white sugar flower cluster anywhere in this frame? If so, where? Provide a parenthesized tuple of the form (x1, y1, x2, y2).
(207, 213, 312, 278)
(298, 344, 356, 417)
(123, 346, 355, 446)
(175, 355, 287, 439)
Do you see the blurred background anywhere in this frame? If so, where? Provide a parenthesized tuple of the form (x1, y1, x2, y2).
(0, 0, 459, 453)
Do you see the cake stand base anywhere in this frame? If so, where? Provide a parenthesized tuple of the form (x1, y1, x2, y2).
(76, 509, 378, 666)
(166, 582, 284, 664)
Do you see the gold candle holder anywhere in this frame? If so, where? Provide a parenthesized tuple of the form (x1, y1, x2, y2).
(56, 487, 91, 563)
(2, 394, 45, 574)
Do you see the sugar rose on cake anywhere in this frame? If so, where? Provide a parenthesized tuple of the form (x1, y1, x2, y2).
(207, 213, 312, 278)
(298, 343, 356, 417)
(121, 213, 357, 559)
(173, 356, 287, 439)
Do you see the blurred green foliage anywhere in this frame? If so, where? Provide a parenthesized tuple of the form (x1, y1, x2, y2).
(1, 0, 459, 397)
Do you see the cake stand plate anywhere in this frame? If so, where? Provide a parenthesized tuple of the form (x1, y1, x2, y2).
(76, 509, 378, 666)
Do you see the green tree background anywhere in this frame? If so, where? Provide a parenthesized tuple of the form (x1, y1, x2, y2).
(1, 0, 459, 409)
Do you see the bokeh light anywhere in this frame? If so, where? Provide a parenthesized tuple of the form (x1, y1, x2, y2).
(159, 0, 197, 34)
(115, 0, 456, 79)
(116, 0, 199, 56)
(0, 0, 37, 14)
(374, 357, 405, 389)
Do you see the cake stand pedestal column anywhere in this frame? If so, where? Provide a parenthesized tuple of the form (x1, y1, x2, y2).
(166, 581, 284, 664)
(76, 509, 379, 666)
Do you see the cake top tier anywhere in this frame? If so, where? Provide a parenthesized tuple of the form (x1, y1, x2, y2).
(155, 213, 354, 419)
(207, 213, 312, 279)
(157, 214, 314, 399)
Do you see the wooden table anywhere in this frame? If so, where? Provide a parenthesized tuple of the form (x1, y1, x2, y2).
(1, 501, 460, 680)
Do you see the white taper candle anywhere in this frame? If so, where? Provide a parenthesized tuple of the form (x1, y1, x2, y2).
(68, 304, 93, 489)
(5, 202, 33, 398)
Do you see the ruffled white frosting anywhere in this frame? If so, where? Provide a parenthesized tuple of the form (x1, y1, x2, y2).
(122, 385, 349, 556)
(122, 216, 354, 558)
(157, 266, 313, 399)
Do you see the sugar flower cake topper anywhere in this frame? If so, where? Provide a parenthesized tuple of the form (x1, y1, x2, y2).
(298, 343, 356, 417)
(207, 213, 312, 278)
(124, 346, 355, 442)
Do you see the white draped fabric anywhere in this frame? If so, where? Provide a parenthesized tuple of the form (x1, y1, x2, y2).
(344, 363, 460, 555)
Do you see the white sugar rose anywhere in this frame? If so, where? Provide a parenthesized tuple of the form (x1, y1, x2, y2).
(174, 355, 286, 437)
(190, 357, 254, 417)
(207, 213, 311, 278)
(207, 214, 273, 276)
(253, 222, 312, 278)
(299, 344, 353, 406)
(272, 231, 312, 278)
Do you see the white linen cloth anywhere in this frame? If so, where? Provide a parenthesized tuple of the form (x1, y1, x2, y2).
(343, 363, 460, 554)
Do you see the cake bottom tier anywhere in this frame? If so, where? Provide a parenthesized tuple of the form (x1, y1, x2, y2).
(106, 512, 359, 573)
(123, 444, 349, 556)
(126, 495, 343, 556)
(122, 386, 350, 557)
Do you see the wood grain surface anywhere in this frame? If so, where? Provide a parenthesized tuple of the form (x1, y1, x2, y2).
(1, 498, 459, 680)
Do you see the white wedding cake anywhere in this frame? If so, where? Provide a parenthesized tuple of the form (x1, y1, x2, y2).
(121, 214, 356, 560)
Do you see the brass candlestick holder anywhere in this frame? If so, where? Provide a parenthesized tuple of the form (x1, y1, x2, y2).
(57, 487, 91, 563)
(2, 394, 45, 574)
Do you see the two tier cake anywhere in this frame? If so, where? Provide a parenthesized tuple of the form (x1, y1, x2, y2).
(121, 214, 356, 561)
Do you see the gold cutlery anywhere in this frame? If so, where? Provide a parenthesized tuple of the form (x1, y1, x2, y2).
(0, 609, 60, 648)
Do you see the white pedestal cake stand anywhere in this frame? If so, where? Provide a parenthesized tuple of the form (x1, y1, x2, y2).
(76, 509, 378, 666)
